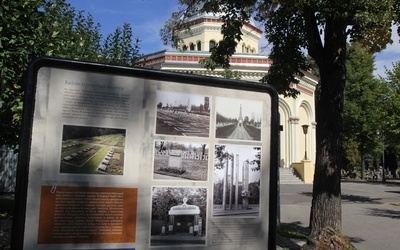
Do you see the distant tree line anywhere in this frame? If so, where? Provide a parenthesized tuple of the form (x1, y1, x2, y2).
(342, 42, 400, 177)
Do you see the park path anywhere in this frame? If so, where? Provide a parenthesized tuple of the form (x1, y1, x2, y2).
(280, 181, 400, 250)
(227, 125, 252, 140)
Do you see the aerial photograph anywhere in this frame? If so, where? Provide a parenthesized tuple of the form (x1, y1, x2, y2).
(60, 125, 125, 175)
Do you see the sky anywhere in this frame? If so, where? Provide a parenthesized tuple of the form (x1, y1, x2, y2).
(215, 97, 262, 121)
(156, 91, 206, 107)
(67, 0, 400, 77)
(213, 144, 261, 184)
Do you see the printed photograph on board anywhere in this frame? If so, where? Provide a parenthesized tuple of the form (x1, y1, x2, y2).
(153, 140, 209, 181)
(155, 91, 210, 137)
(150, 186, 207, 246)
(215, 97, 262, 141)
(60, 125, 125, 175)
(213, 144, 261, 217)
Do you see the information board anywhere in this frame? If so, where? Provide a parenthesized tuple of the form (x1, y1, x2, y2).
(13, 57, 279, 249)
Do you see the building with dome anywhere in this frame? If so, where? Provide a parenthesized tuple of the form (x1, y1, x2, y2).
(140, 11, 318, 182)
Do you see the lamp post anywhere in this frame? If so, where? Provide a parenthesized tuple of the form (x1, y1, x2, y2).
(301, 125, 309, 160)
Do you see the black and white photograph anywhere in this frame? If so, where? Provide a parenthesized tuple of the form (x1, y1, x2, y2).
(213, 144, 261, 217)
(60, 125, 125, 175)
(215, 97, 262, 141)
(155, 91, 210, 137)
(150, 186, 207, 246)
(153, 140, 209, 181)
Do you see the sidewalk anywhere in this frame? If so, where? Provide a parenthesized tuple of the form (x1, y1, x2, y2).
(279, 180, 400, 250)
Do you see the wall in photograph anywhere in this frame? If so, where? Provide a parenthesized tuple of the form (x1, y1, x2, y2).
(153, 140, 209, 181)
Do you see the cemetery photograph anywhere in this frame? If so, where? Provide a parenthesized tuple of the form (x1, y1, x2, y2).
(60, 125, 126, 175)
(153, 140, 209, 181)
(155, 90, 210, 137)
(215, 97, 262, 141)
(150, 186, 207, 246)
(213, 144, 261, 217)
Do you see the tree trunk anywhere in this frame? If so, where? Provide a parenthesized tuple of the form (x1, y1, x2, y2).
(309, 19, 346, 236)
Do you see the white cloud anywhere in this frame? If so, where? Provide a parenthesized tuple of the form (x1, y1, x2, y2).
(374, 25, 400, 77)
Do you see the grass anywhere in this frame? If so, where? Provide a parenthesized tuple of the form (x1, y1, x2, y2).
(154, 155, 208, 181)
(216, 124, 237, 138)
(244, 125, 261, 140)
(279, 224, 308, 240)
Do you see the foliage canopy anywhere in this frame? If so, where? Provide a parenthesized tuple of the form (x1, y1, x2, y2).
(343, 43, 383, 171)
(0, 0, 142, 148)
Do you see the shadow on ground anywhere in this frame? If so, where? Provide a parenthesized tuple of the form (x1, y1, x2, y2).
(347, 236, 365, 244)
(366, 207, 400, 219)
(341, 194, 382, 204)
(299, 192, 382, 204)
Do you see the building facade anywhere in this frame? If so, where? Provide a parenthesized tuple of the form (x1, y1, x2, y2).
(140, 12, 318, 170)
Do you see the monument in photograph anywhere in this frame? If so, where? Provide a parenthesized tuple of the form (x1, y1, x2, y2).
(213, 145, 261, 217)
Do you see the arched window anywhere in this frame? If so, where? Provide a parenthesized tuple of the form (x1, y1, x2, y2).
(209, 40, 216, 51)
(182, 45, 188, 51)
(197, 41, 201, 51)
(190, 43, 195, 51)
(242, 44, 246, 53)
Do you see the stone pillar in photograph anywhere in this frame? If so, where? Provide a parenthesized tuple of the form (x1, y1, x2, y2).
(242, 160, 250, 210)
(235, 154, 239, 210)
(198, 218, 202, 237)
(194, 214, 199, 236)
(229, 154, 234, 210)
(223, 159, 228, 210)
(168, 215, 174, 234)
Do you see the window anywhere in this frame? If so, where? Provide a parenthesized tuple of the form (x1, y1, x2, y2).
(209, 40, 216, 51)
(197, 41, 201, 51)
(190, 43, 195, 51)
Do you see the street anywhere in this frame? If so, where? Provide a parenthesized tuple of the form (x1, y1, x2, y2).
(227, 125, 253, 140)
(280, 180, 400, 249)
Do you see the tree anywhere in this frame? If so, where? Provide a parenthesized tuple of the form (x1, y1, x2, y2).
(1, 0, 44, 148)
(381, 62, 400, 146)
(343, 42, 384, 177)
(102, 23, 141, 66)
(162, 0, 396, 240)
(378, 62, 400, 174)
(0, 0, 142, 148)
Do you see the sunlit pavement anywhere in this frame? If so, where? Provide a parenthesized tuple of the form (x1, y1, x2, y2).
(280, 180, 400, 250)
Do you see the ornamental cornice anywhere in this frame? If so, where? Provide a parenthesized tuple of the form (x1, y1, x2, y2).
(289, 117, 300, 124)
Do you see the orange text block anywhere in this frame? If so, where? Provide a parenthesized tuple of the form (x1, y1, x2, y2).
(38, 186, 137, 244)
